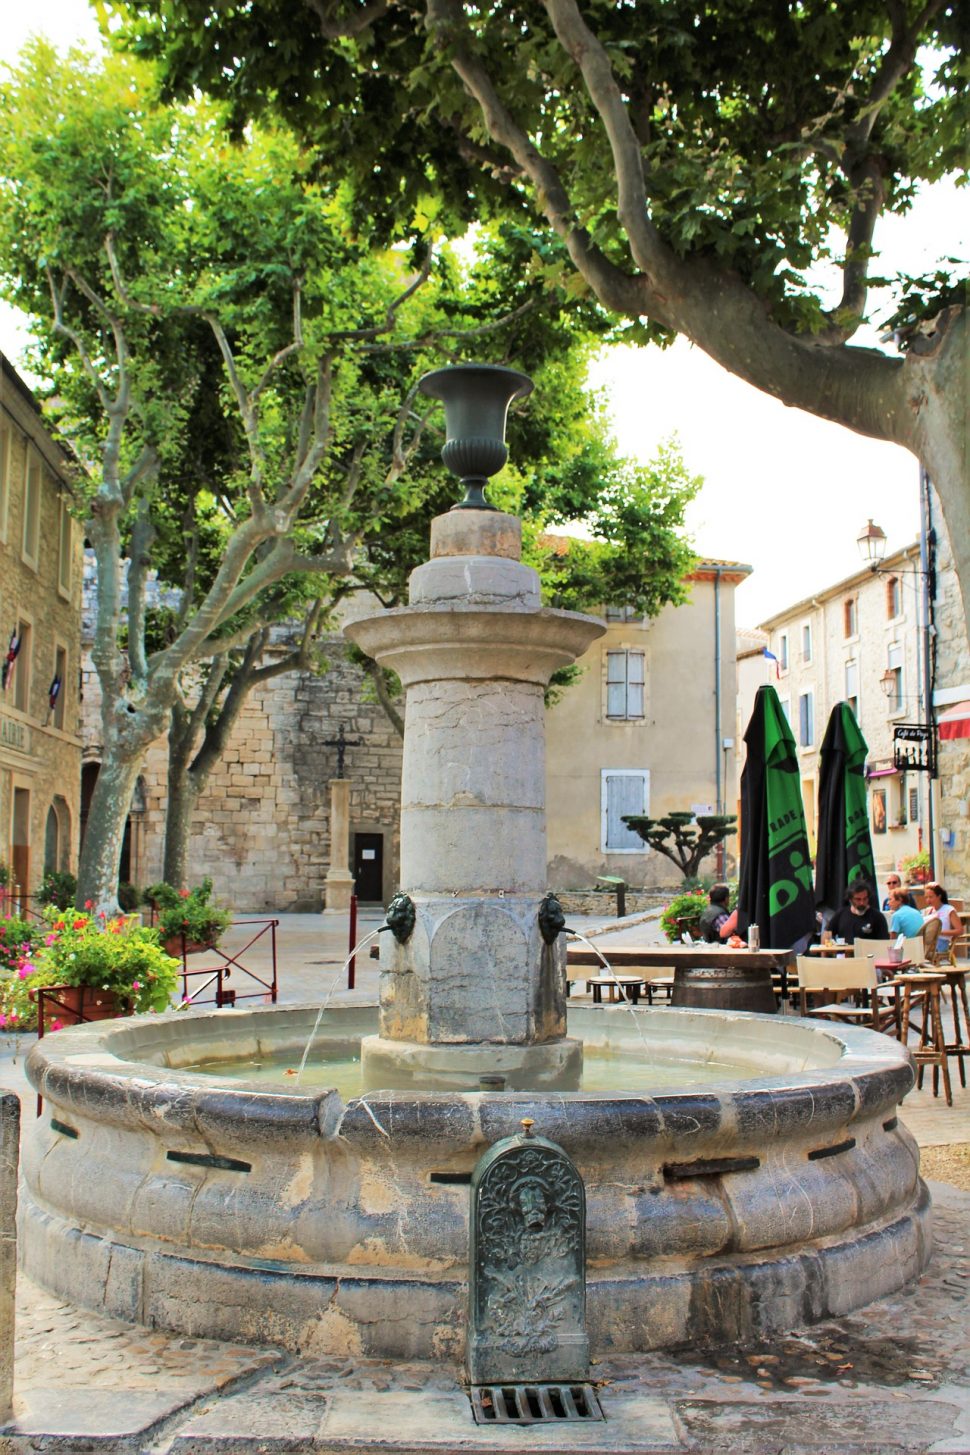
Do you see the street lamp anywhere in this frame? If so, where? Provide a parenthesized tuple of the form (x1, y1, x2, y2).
(857, 518, 888, 569)
(880, 668, 898, 698)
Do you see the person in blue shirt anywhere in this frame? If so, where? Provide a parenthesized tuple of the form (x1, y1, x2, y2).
(887, 889, 924, 939)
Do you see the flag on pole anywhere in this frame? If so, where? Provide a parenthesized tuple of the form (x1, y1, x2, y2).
(762, 647, 780, 680)
(1, 629, 21, 691)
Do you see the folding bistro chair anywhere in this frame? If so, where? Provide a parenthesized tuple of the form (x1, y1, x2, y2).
(795, 955, 903, 1035)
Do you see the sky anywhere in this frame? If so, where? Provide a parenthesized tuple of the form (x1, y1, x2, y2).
(0, 2, 965, 629)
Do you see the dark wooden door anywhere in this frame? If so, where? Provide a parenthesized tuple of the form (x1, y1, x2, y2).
(353, 833, 384, 902)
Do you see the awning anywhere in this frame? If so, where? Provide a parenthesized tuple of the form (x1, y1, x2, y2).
(866, 764, 898, 779)
(938, 700, 970, 741)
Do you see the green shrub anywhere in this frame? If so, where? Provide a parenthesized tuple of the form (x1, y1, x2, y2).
(38, 870, 77, 910)
(117, 881, 141, 913)
(659, 891, 708, 944)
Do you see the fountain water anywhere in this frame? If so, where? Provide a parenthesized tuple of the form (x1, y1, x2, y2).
(21, 364, 929, 1360)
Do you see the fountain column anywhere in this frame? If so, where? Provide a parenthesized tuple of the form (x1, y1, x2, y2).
(346, 366, 604, 1090)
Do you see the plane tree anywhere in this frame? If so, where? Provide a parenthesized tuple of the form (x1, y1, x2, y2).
(116, 0, 969, 628)
(0, 43, 699, 906)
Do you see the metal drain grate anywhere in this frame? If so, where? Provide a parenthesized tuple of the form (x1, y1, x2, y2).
(470, 1383, 604, 1424)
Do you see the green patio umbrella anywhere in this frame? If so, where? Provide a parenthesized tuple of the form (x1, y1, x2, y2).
(737, 684, 815, 950)
(814, 701, 876, 916)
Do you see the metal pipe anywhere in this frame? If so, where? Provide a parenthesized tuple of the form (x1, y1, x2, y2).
(919, 467, 937, 873)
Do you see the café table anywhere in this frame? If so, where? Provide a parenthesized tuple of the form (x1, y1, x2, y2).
(566, 943, 796, 1013)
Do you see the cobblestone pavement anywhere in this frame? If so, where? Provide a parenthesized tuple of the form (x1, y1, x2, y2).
(1, 1184, 966, 1453)
(2, 911, 968, 1451)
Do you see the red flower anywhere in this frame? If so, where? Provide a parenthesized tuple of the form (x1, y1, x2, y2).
(72, 917, 87, 930)
(84, 899, 94, 910)
(178, 888, 191, 899)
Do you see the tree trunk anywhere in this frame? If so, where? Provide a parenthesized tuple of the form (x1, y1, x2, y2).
(75, 755, 144, 914)
(162, 760, 199, 888)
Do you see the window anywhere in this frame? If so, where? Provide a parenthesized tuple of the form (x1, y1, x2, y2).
(843, 596, 857, 638)
(52, 644, 67, 731)
(21, 448, 41, 568)
(778, 696, 791, 723)
(604, 605, 639, 622)
(0, 421, 10, 541)
(887, 644, 903, 714)
(606, 650, 645, 719)
(801, 621, 813, 664)
(886, 575, 901, 619)
(845, 660, 859, 718)
(778, 633, 789, 672)
(601, 769, 649, 853)
(798, 691, 814, 748)
(57, 497, 72, 596)
(12, 620, 31, 715)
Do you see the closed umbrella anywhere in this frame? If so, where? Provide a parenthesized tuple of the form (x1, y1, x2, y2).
(814, 701, 875, 917)
(737, 684, 815, 950)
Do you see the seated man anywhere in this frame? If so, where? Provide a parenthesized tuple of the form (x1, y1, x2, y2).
(697, 883, 737, 942)
(826, 881, 890, 945)
(881, 874, 916, 910)
(887, 888, 924, 939)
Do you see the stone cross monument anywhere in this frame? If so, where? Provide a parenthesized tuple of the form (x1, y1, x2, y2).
(322, 725, 362, 916)
(346, 365, 604, 1090)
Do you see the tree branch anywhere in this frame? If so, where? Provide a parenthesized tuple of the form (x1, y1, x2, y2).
(424, 0, 646, 318)
(302, 0, 388, 40)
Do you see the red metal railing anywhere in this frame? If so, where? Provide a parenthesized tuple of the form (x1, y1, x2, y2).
(175, 917, 279, 1009)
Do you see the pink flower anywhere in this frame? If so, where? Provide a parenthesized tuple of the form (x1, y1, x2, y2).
(18, 965, 31, 979)
(0, 1014, 6, 1027)
(44, 933, 57, 946)
(50, 1019, 63, 1032)
(131, 980, 140, 991)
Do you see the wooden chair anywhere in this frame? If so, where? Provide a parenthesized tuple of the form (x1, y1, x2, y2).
(795, 955, 901, 1035)
(923, 910, 964, 967)
(896, 971, 953, 1105)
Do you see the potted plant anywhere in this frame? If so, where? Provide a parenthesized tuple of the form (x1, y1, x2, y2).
(0, 914, 42, 1033)
(900, 849, 931, 885)
(157, 878, 232, 956)
(660, 890, 709, 943)
(2, 909, 180, 1031)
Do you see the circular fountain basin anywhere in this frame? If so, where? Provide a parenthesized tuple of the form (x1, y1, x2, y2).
(22, 1001, 929, 1359)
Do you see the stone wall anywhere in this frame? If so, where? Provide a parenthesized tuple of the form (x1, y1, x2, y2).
(0, 1089, 18, 1424)
(555, 890, 669, 916)
(103, 637, 405, 911)
(931, 489, 969, 892)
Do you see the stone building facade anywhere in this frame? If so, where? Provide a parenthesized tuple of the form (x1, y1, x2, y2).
(87, 557, 750, 908)
(0, 354, 83, 899)
(742, 492, 969, 895)
(546, 561, 751, 888)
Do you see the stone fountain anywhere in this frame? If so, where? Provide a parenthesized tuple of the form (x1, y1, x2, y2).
(21, 364, 930, 1361)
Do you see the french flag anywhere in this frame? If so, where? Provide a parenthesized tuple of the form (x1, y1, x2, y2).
(763, 647, 780, 679)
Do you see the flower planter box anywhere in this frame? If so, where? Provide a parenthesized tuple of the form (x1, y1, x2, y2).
(39, 985, 131, 1029)
(163, 937, 217, 958)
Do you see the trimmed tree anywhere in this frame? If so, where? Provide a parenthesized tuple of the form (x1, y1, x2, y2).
(622, 812, 738, 883)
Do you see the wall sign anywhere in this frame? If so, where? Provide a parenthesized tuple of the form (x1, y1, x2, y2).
(0, 714, 32, 755)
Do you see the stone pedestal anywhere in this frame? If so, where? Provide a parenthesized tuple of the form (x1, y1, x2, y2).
(322, 779, 354, 915)
(0, 1091, 19, 1425)
(346, 510, 604, 1090)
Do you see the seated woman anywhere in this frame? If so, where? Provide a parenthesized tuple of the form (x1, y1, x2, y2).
(922, 882, 962, 959)
(888, 889, 924, 939)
